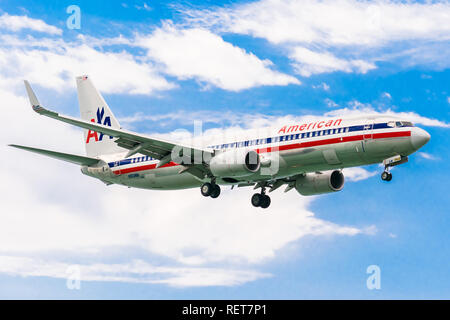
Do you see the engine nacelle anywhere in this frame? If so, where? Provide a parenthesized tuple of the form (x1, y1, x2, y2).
(295, 170, 344, 196)
(209, 149, 260, 178)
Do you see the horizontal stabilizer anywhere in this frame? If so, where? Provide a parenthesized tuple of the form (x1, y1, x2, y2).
(9, 144, 100, 166)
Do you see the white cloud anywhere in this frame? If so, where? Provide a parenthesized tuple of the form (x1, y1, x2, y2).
(312, 82, 330, 91)
(188, 0, 450, 46)
(381, 92, 392, 100)
(136, 24, 300, 91)
(0, 13, 62, 35)
(290, 47, 375, 77)
(325, 98, 339, 108)
(120, 100, 450, 140)
(135, 3, 152, 11)
(417, 152, 439, 161)
(389, 233, 397, 238)
(0, 256, 270, 287)
(0, 17, 301, 94)
(184, 0, 450, 74)
(0, 37, 174, 94)
(343, 167, 377, 182)
(324, 102, 450, 128)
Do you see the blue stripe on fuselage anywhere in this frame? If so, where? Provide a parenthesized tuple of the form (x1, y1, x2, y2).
(107, 122, 412, 168)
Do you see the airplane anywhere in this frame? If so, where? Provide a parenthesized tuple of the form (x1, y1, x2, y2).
(9, 75, 431, 209)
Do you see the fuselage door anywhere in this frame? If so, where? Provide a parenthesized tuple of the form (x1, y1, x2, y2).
(113, 160, 121, 175)
(363, 120, 373, 140)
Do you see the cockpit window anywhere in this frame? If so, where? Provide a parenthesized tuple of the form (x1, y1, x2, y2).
(388, 121, 414, 128)
(401, 121, 414, 127)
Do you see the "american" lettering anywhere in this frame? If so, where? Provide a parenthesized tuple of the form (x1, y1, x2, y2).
(278, 118, 342, 134)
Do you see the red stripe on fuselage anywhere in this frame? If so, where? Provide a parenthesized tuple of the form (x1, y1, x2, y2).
(256, 131, 410, 154)
(113, 161, 178, 175)
(112, 130, 411, 175)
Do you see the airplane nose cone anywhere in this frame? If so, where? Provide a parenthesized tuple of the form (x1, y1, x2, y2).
(411, 127, 431, 150)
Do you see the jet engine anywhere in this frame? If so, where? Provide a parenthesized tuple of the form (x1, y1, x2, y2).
(295, 170, 344, 196)
(209, 149, 260, 178)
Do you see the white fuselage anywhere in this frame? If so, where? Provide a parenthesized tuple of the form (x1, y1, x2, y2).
(81, 115, 430, 190)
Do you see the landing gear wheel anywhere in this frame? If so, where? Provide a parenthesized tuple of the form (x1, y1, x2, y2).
(251, 193, 271, 208)
(210, 184, 221, 198)
(386, 172, 392, 181)
(201, 182, 213, 197)
(381, 171, 392, 182)
(260, 195, 271, 209)
(251, 193, 263, 207)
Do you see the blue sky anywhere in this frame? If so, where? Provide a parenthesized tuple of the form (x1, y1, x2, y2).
(0, 0, 449, 299)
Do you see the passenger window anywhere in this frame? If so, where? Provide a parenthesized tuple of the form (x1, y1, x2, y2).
(396, 121, 402, 127)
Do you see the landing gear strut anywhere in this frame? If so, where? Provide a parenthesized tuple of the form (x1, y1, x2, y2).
(381, 168, 392, 182)
(381, 155, 408, 182)
(251, 187, 271, 209)
(201, 182, 221, 198)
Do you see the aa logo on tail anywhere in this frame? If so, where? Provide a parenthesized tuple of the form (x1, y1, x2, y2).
(86, 107, 113, 143)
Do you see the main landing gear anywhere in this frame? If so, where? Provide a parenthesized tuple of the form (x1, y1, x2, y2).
(251, 188, 271, 209)
(381, 168, 392, 182)
(200, 182, 221, 198)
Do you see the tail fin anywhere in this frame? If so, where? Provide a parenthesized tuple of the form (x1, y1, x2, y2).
(76, 75, 123, 157)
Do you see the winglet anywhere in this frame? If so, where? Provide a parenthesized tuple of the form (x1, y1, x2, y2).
(23, 80, 54, 115)
(24, 80, 40, 107)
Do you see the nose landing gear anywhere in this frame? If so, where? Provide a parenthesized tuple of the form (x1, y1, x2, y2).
(381, 170, 392, 181)
(381, 155, 408, 182)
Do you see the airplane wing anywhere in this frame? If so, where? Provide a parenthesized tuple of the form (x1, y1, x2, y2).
(9, 144, 100, 166)
(24, 81, 214, 172)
